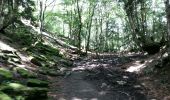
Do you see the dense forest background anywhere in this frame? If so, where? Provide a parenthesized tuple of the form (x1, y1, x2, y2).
(0, 0, 169, 53)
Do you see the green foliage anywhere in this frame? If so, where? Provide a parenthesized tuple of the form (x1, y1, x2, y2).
(1, 0, 168, 53)
(20, 0, 36, 21)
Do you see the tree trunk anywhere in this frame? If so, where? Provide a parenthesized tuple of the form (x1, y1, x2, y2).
(76, 0, 82, 53)
(85, 4, 95, 53)
(165, 0, 170, 55)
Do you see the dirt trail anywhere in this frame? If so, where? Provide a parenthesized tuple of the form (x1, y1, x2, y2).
(48, 54, 153, 100)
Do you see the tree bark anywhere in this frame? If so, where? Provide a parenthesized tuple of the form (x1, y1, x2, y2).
(165, 0, 170, 55)
(76, 0, 82, 53)
(85, 3, 96, 53)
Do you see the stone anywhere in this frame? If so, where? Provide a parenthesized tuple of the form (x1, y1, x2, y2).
(0, 83, 30, 94)
(11, 58, 21, 64)
(30, 58, 42, 66)
(1, 50, 13, 54)
(47, 70, 58, 76)
(15, 67, 36, 78)
(26, 87, 48, 99)
(116, 80, 127, 85)
(27, 79, 48, 87)
(0, 82, 48, 99)
(60, 59, 73, 67)
(47, 70, 64, 76)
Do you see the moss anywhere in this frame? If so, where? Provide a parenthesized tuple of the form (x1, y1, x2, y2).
(27, 79, 48, 87)
(15, 67, 36, 78)
(0, 92, 12, 100)
(0, 68, 13, 79)
(47, 69, 60, 76)
(60, 59, 73, 67)
(29, 42, 61, 56)
(0, 82, 48, 99)
(0, 83, 31, 94)
(26, 87, 48, 99)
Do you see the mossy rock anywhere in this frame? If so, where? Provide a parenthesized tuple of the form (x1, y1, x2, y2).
(27, 79, 48, 87)
(15, 67, 36, 78)
(25, 87, 48, 99)
(0, 68, 13, 80)
(47, 70, 64, 76)
(33, 55, 47, 62)
(60, 59, 73, 67)
(0, 83, 30, 94)
(11, 58, 21, 64)
(39, 69, 48, 75)
(0, 92, 12, 100)
(30, 58, 42, 66)
(34, 42, 60, 56)
(0, 82, 48, 99)
(0, 54, 8, 61)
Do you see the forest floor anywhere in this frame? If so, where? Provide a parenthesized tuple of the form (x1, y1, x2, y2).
(48, 53, 167, 100)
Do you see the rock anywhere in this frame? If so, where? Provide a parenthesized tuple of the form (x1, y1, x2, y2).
(142, 43, 160, 55)
(26, 87, 48, 99)
(60, 59, 73, 67)
(5, 54, 18, 58)
(31, 58, 42, 66)
(0, 82, 48, 99)
(11, 58, 21, 64)
(0, 83, 30, 94)
(34, 42, 60, 56)
(39, 70, 48, 75)
(0, 68, 13, 80)
(47, 70, 58, 76)
(0, 92, 12, 100)
(64, 71, 71, 78)
(33, 55, 47, 62)
(0, 54, 8, 61)
(164, 96, 170, 100)
(1, 50, 13, 54)
(140, 60, 145, 64)
(116, 80, 127, 85)
(27, 79, 48, 87)
(101, 83, 107, 88)
(15, 67, 36, 78)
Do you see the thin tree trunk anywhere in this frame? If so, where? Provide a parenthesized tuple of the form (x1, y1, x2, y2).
(85, 4, 95, 53)
(76, 0, 82, 53)
(165, 0, 170, 55)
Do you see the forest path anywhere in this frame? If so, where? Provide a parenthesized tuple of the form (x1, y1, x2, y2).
(48, 54, 152, 100)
